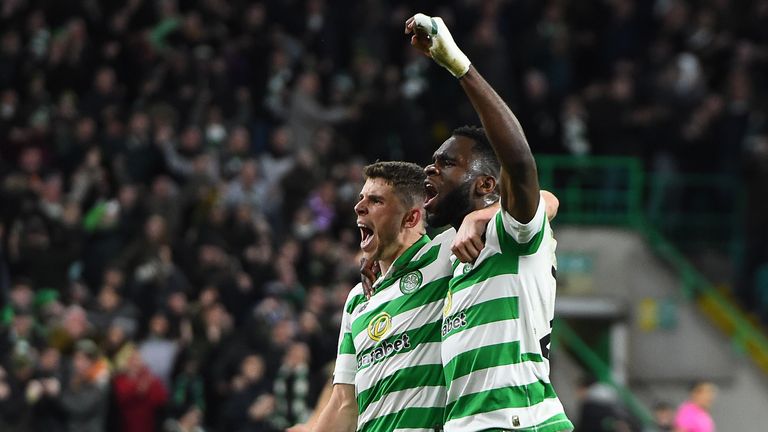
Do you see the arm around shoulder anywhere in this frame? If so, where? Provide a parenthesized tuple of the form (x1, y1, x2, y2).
(541, 190, 559, 221)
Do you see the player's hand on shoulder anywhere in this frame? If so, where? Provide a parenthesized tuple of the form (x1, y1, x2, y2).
(541, 190, 559, 221)
(452, 214, 487, 263)
(360, 256, 380, 299)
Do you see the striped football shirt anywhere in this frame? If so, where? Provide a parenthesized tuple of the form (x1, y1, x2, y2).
(334, 231, 455, 432)
(441, 199, 573, 432)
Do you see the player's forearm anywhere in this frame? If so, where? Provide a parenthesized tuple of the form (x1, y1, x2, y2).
(304, 378, 333, 427)
(459, 67, 534, 173)
(468, 200, 499, 222)
(312, 385, 357, 432)
(459, 68, 540, 222)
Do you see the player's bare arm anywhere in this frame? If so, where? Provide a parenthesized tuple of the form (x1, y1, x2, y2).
(406, 13, 540, 223)
(311, 383, 357, 432)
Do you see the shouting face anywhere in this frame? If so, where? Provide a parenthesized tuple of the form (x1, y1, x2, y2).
(424, 135, 478, 228)
(355, 178, 410, 262)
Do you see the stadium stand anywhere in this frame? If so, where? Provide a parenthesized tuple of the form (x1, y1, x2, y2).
(1, 0, 767, 430)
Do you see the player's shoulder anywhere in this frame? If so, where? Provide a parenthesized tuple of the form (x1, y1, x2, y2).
(342, 282, 367, 312)
(495, 197, 549, 252)
(431, 227, 457, 247)
(346, 282, 365, 300)
(414, 229, 455, 263)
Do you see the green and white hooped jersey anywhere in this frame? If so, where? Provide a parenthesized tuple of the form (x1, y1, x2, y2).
(334, 231, 455, 432)
(441, 199, 573, 432)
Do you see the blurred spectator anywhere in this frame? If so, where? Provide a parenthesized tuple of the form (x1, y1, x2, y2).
(277, 71, 355, 151)
(0, 1, 765, 430)
(223, 159, 270, 216)
(139, 312, 180, 388)
(163, 403, 206, 432)
(272, 342, 313, 429)
(576, 376, 634, 432)
(674, 381, 717, 432)
(88, 285, 139, 337)
(112, 348, 169, 432)
(220, 353, 277, 431)
(739, 133, 768, 319)
(57, 339, 110, 432)
(0, 353, 35, 431)
(653, 401, 676, 431)
(47, 305, 94, 354)
(26, 347, 66, 431)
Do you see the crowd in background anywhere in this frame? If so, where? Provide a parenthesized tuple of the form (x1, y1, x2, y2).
(1, 0, 767, 430)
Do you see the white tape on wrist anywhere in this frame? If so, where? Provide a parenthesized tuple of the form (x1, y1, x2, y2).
(413, 13, 471, 78)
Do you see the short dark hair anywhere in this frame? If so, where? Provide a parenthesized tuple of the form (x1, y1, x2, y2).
(451, 125, 500, 178)
(363, 161, 425, 208)
(690, 380, 714, 393)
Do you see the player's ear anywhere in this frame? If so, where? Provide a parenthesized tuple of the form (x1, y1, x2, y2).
(402, 207, 422, 229)
(475, 175, 496, 196)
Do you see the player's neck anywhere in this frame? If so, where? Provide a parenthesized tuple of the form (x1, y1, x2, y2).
(378, 229, 423, 274)
(451, 198, 497, 230)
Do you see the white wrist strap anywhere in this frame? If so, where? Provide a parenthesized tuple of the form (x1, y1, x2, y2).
(413, 13, 471, 78)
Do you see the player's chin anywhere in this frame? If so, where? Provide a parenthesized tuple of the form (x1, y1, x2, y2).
(425, 211, 447, 229)
(360, 237, 378, 256)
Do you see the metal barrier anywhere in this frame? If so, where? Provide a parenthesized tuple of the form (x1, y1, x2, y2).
(553, 318, 656, 428)
(538, 155, 768, 426)
(538, 155, 644, 228)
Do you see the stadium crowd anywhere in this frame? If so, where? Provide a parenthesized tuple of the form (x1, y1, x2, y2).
(0, 0, 766, 430)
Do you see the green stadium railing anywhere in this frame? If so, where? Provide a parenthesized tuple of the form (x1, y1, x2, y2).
(538, 154, 768, 374)
(552, 318, 656, 428)
(538, 155, 743, 254)
(538, 155, 645, 228)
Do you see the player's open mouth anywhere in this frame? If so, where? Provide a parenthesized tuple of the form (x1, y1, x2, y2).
(358, 223, 375, 249)
(424, 181, 439, 210)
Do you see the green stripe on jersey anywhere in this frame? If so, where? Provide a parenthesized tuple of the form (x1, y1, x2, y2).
(449, 252, 518, 294)
(495, 211, 547, 256)
(351, 276, 449, 338)
(444, 341, 542, 382)
(375, 243, 440, 292)
(448, 211, 547, 295)
(357, 363, 444, 414)
(339, 332, 355, 355)
(442, 297, 519, 339)
(339, 233, 455, 432)
(446, 380, 557, 420)
(359, 406, 444, 432)
(346, 293, 368, 314)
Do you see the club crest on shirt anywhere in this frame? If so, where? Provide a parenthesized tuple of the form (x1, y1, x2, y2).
(399, 270, 423, 294)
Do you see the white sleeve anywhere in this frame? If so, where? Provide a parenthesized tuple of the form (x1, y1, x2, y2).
(333, 291, 358, 385)
(498, 194, 546, 245)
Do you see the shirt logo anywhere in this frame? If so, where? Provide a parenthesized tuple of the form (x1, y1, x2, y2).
(358, 302, 369, 313)
(441, 311, 467, 337)
(443, 289, 453, 317)
(399, 270, 423, 294)
(462, 263, 473, 274)
(367, 312, 392, 341)
(357, 333, 411, 369)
